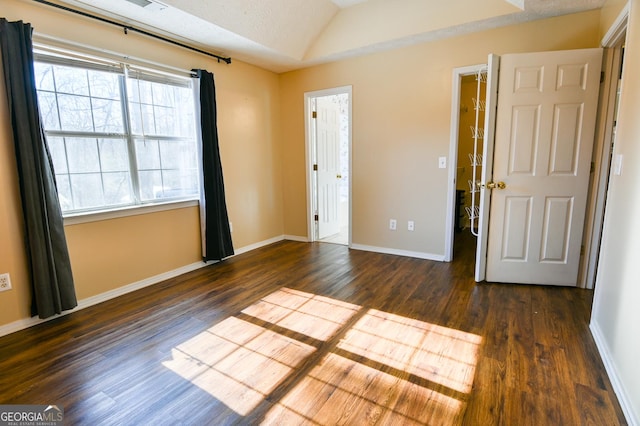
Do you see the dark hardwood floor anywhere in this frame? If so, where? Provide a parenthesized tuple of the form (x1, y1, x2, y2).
(0, 233, 627, 425)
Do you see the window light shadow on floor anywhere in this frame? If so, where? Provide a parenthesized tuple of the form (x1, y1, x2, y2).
(163, 287, 482, 424)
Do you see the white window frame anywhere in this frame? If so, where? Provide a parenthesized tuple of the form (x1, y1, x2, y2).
(33, 50, 201, 223)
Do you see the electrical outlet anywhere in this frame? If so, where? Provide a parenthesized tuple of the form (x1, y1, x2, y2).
(389, 219, 397, 231)
(0, 273, 11, 292)
(408, 220, 415, 231)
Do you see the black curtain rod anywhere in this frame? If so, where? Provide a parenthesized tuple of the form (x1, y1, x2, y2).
(32, 0, 232, 64)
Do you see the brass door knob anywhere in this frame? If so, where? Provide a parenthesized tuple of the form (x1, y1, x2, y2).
(337, 174, 342, 179)
(483, 181, 506, 189)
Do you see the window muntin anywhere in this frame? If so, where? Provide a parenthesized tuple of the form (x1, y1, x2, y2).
(34, 58, 199, 214)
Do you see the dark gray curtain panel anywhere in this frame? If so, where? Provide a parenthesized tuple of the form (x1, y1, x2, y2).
(195, 69, 234, 261)
(0, 19, 77, 318)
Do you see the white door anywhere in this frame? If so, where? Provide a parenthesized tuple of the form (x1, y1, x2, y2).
(485, 48, 602, 286)
(316, 97, 341, 239)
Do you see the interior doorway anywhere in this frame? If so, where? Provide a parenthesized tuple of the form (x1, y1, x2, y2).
(305, 87, 352, 246)
(446, 64, 488, 265)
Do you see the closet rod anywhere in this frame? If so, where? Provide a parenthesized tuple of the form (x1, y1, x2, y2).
(32, 0, 232, 64)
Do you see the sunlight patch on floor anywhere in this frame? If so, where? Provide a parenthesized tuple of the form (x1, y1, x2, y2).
(338, 309, 482, 393)
(262, 352, 464, 426)
(242, 287, 361, 341)
(164, 288, 482, 422)
(162, 316, 316, 415)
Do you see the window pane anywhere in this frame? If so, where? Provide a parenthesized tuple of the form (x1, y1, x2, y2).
(54, 66, 90, 96)
(92, 98, 124, 133)
(66, 138, 100, 173)
(57, 94, 93, 132)
(128, 104, 142, 134)
(55, 174, 73, 212)
(70, 173, 104, 209)
(161, 169, 199, 198)
(47, 136, 68, 174)
(135, 139, 161, 169)
(153, 105, 175, 135)
(37, 91, 60, 130)
(127, 79, 153, 104)
(128, 102, 156, 134)
(151, 82, 172, 107)
(88, 70, 120, 100)
(127, 78, 194, 138)
(138, 170, 163, 201)
(143, 104, 157, 134)
(99, 138, 130, 172)
(34, 63, 55, 91)
(177, 93, 196, 137)
(159, 140, 197, 169)
(103, 172, 133, 205)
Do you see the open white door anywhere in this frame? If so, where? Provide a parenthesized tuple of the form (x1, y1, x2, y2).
(316, 96, 341, 239)
(485, 48, 602, 286)
(475, 54, 499, 282)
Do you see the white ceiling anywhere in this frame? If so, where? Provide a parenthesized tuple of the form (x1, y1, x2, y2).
(49, 0, 606, 73)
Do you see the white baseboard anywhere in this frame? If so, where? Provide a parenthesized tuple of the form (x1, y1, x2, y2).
(77, 261, 208, 310)
(0, 260, 207, 339)
(350, 243, 445, 261)
(590, 321, 639, 426)
(234, 235, 285, 255)
(284, 234, 309, 242)
(0, 235, 288, 338)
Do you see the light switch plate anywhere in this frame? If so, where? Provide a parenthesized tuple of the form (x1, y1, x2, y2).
(438, 156, 447, 169)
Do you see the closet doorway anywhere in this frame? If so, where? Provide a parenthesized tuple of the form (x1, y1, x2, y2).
(449, 65, 488, 266)
(304, 86, 352, 245)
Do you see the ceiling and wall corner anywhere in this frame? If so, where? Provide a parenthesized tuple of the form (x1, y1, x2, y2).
(38, 0, 607, 73)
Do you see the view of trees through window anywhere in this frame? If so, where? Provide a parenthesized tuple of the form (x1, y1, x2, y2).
(34, 58, 199, 213)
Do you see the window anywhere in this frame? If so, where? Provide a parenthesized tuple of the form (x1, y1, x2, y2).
(34, 55, 199, 214)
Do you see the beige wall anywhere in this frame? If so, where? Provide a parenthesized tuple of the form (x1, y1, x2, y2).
(592, 0, 640, 422)
(0, 0, 283, 326)
(281, 10, 601, 255)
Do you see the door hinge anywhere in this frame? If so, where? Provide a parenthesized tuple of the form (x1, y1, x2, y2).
(590, 161, 595, 173)
(600, 71, 605, 83)
(312, 111, 317, 119)
(580, 245, 585, 256)
(313, 164, 318, 171)
(314, 214, 319, 221)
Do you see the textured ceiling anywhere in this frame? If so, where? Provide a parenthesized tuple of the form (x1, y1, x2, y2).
(47, 0, 606, 73)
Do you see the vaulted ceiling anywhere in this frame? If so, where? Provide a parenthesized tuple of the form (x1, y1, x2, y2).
(49, 0, 606, 73)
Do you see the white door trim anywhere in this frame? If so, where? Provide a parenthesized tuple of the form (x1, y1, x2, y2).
(304, 86, 353, 244)
(475, 54, 500, 282)
(579, 4, 628, 289)
(601, 1, 629, 47)
(445, 64, 487, 262)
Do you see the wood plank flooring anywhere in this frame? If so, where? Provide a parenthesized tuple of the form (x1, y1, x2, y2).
(0, 234, 627, 425)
